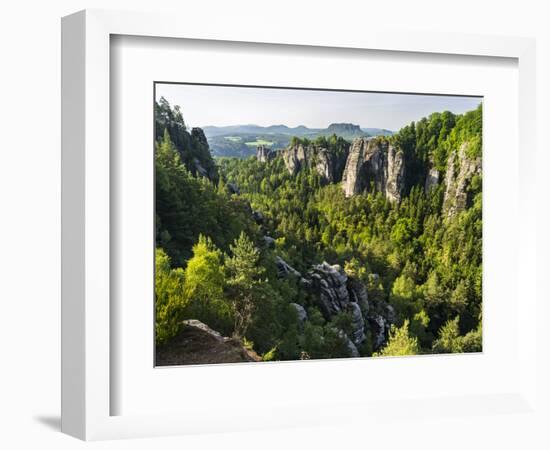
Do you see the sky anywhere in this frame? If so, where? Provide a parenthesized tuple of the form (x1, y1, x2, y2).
(156, 83, 482, 132)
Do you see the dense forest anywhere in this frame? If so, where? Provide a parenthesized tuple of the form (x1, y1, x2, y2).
(155, 96, 482, 365)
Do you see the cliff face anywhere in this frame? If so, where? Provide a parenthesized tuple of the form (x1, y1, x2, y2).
(342, 137, 405, 202)
(424, 166, 440, 192)
(155, 97, 218, 182)
(299, 261, 395, 351)
(257, 135, 478, 210)
(443, 141, 481, 217)
(273, 257, 395, 354)
(280, 143, 350, 183)
(256, 145, 275, 163)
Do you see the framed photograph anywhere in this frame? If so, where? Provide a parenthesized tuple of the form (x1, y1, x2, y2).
(62, 9, 537, 441)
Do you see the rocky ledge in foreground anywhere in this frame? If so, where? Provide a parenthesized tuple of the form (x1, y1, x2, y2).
(156, 319, 261, 366)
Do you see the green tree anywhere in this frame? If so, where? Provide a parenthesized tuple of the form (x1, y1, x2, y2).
(183, 235, 232, 335)
(389, 274, 419, 324)
(432, 316, 464, 353)
(374, 320, 420, 357)
(225, 232, 265, 338)
(155, 248, 186, 345)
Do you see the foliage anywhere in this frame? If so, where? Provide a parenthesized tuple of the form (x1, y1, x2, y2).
(154, 99, 483, 360)
(225, 232, 266, 338)
(432, 316, 483, 354)
(373, 320, 420, 357)
(155, 127, 257, 266)
(155, 249, 186, 345)
(182, 235, 232, 336)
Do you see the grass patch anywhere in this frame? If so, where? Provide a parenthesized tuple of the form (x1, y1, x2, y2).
(245, 139, 274, 147)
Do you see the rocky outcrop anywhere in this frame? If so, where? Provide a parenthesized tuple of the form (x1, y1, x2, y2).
(256, 145, 275, 163)
(290, 303, 308, 327)
(155, 320, 261, 366)
(425, 166, 440, 192)
(263, 236, 275, 248)
(443, 142, 481, 217)
(252, 210, 264, 224)
(301, 262, 350, 319)
(342, 137, 405, 202)
(348, 277, 369, 316)
(299, 261, 394, 350)
(348, 302, 366, 345)
(281, 144, 349, 183)
(337, 329, 360, 357)
(275, 256, 301, 279)
(226, 182, 240, 195)
(190, 128, 218, 181)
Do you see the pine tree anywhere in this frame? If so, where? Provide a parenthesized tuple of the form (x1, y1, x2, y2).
(373, 320, 420, 357)
(225, 232, 265, 338)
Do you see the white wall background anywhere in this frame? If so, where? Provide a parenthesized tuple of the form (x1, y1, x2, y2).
(0, 1, 548, 449)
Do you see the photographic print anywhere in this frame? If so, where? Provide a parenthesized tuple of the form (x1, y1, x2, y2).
(154, 83, 482, 366)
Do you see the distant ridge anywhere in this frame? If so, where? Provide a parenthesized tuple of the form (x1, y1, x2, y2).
(203, 123, 393, 138)
(203, 123, 394, 158)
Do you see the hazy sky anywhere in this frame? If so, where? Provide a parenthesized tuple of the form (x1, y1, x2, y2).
(156, 83, 482, 131)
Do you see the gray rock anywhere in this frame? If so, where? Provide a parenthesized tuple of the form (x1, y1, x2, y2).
(252, 210, 264, 224)
(263, 236, 275, 248)
(256, 145, 275, 163)
(193, 157, 209, 178)
(226, 182, 240, 195)
(299, 261, 395, 351)
(191, 127, 209, 146)
(348, 277, 369, 316)
(302, 262, 350, 320)
(369, 315, 387, 349)
(275, 256, 301, 278)
(425, 166, 440, 192)
(336, 329, 360, 358)
(182, 319, 224, 342)
(347, 302, 366, 345)
(280, 143, 349, 183)
(442, 141, 481, 218)
(290, 303, 308, 326)
(342, 137, 404, 202)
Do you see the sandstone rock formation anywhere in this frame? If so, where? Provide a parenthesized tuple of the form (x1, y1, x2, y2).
(299, 261, 394, 350)
(190, 128, 218, 181)
(275, 256, 301, 279)
(262, 236, 275, 248)
(442, 141, 481, 217)
(256, 145, 275, 163)
(280, 143, 350, 183)
(290, 303, 308, 327)
(424, 166, 440, 192)
(155, 319, 261, 366)
(336, 329, 360, 357)
(341, 137, 404, 202)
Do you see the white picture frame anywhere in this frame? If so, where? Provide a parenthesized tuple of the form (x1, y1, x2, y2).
(61, 9, 538, 441)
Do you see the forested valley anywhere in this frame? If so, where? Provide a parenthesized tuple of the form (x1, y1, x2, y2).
(154, 96, 483, 365)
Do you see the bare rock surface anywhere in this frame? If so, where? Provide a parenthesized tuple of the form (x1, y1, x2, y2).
(280, 144, 349, 183)
(156, 320, 261, 366)
(300, 261, 394, 350)
(275, 256, 301, 278)
(342, 137, 404, 202)
(256, 145, 275, 163)
(443, 142, 481, 217)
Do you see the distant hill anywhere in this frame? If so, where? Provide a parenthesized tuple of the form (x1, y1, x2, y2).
(204, 123, 393, 158)
(203, 124, 316, 137)
(325, 123, 364, 138)
(362, 128, 394, 137)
